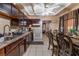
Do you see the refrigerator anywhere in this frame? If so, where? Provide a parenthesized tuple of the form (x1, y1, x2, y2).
(32, 20, 42, 42)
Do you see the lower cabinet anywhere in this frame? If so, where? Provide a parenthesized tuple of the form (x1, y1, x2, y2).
(0, 49, 5, 56)
(6, 46, 19, 56)
(0, 38, 27, 56)
(19, 40, 25, 56)
(0, 32, 33, 56)
(6, 39, 26, 56)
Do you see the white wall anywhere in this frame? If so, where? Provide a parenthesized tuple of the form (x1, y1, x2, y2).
(0, 17, 10, 34)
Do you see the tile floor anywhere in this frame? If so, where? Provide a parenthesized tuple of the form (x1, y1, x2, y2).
(23, 34, 52, 56)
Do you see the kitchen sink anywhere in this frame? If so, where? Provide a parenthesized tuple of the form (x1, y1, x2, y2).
(0, 37, 5, 43)
(0, 32, 24, 43)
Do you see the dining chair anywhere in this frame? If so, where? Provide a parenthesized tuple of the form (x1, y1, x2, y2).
(51, 30, 59, 56)
(72, 45, 79, 55)
(47, 31, 59, 56)
(47, 31, 53, 50)
(56, 33, 73, 56)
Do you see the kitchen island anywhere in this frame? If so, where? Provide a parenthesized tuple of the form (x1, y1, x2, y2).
(0, 31, 33, 56)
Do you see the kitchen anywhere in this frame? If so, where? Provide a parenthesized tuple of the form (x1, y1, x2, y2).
(0, 3, 79, 56)
(0, 3, 42, 56)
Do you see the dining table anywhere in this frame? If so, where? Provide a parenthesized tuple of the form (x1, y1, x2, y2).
(69, 35, 79, 47)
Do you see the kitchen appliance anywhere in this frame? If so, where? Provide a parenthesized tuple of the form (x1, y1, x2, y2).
(32, 20, 42, 42)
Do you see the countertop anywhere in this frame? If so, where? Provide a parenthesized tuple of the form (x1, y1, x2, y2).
(0, 31, 32, 49)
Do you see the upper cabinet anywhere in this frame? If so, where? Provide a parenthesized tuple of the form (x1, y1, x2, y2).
(0, 3, 25, 19)
(0, 3, 11, 15)
(0, 4, 15, 18)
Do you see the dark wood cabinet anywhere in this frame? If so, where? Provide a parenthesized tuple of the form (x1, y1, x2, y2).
(0, 38, 26, 56)
(19, 19, 27, 27)
(11, 19, 19, 26)
(6, 46, 19, 56)
(19, 40, 25, 56)
(0, 32, 33, 56)
(0, 49, 5, 56)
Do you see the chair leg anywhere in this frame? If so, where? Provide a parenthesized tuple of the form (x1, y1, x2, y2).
(48, 44, 50, 50)
(52, 47, 59, 56)
(52, 47, 54, 56)
(56, 49, 59, 56)
(48, 40, 51, 50)
(52, 50, 54, 56)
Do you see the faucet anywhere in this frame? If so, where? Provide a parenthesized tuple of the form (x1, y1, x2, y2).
(3, 25, 10, 36)
(3, 25, 13, 40)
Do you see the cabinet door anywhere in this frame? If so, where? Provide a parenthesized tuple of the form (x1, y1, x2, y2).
(0, 49, 5, 56)
(11, 19, 19, 26)
(19, 40, 24, 56)
(6, 46, 19, 56)
(5, 41, 20, 56)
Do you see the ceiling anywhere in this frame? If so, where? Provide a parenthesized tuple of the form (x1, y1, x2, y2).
(20, 3, 71, 16)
